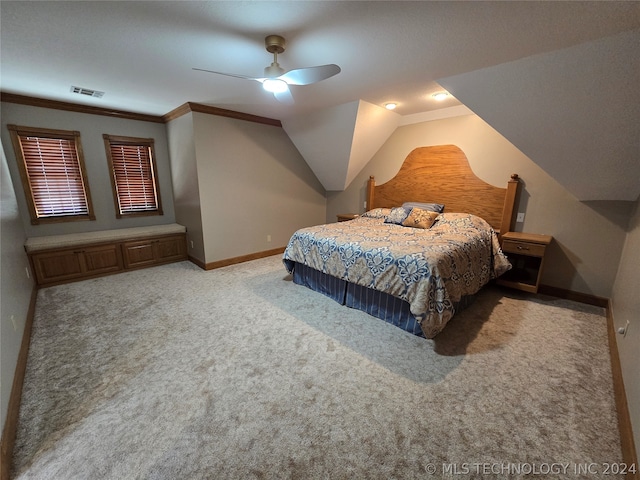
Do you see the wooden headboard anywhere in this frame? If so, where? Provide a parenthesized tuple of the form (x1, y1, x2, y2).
(366, 145, 520, 235)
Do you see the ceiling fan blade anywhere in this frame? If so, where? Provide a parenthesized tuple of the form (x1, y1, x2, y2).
(279, 64, 341, 86)
(273, 88, 294, 105)
(192, 68, 262, 82)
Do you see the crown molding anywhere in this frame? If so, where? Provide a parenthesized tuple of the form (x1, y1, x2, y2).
(163, 102, 282, 127)
(0, 93, 282, 128)
(0, 92, 165, 123)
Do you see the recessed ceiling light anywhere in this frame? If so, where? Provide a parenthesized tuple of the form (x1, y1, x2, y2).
(432, 92, 449, 101)
(384, 103, 397, 110)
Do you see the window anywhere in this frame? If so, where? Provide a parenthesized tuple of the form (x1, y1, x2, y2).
(8, 125, 95, 225)
(103, 135, 163, 218)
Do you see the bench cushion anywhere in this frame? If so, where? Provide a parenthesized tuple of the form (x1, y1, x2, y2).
(25, 224, 186, 253)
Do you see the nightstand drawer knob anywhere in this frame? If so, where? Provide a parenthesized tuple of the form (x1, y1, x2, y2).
(516, 245, 530, 251)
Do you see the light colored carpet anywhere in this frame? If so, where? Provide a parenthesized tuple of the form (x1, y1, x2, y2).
(12, 255, 623, 479)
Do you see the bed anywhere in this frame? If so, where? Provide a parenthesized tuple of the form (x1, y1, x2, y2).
(283, 145, 520, 338)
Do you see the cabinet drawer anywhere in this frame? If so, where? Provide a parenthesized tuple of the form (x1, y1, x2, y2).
(502, 240, 546, 257)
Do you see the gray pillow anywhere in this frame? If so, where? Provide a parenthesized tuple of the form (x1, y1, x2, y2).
(402, 202, 444, 213)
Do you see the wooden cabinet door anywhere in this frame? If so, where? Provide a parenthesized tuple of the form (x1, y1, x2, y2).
(122, 240, 157, 268)
(82, 244, 123, 275)
(32, 249, 83, 285)
(154, 235, 187, 263)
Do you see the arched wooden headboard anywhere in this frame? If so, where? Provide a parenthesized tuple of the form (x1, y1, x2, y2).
(366, 145, 520, 235)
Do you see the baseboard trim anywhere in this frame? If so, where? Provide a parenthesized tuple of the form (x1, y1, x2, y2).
(204, 247, 286, 270)
(606, 300, 639, 480)
(188, 255, 206, 270)
(1, 286, 38, 480)
(538, 284, 608, 308)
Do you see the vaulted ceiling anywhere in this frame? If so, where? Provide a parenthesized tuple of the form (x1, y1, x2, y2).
(440, 29, 640, 201)
(1, 1, 638, 199)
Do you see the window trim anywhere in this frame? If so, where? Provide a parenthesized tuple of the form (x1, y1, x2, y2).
(7, 124, 96, 225)
(103, 134, 163, 219)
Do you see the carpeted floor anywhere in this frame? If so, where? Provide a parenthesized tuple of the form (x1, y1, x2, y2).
(12, 255, 623, 479)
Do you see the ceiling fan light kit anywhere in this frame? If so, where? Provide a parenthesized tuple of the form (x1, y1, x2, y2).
(194, 34, 341, 104)
(264, 63, 285, 79)
(263, 78, 288, 93)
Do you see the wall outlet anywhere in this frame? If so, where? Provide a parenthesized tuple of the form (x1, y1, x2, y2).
(516, 212, 525, 222)
(25, 266, 30, 279)
(267, 235, 272, 242)
(11, 315, 17, 331)
(190, 240, 194, 249)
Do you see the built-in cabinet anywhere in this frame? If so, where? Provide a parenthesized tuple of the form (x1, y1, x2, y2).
(122, 235, 187, 269)
(30, 244, 123, 285)
(29, 233, 187, 286)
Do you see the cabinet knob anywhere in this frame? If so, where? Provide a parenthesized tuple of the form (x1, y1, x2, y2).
(516, 245, 530, 251)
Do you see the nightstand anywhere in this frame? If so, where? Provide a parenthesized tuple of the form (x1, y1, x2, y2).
(497, 232, 553, 293)
(337, 213, 359, 222)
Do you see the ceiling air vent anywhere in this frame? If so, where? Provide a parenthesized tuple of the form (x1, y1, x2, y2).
(70, 86, 105, 98)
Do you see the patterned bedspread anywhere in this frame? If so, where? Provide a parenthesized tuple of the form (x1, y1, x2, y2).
(282, 209, 511, 338)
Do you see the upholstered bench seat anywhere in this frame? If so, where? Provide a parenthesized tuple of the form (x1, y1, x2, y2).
(25, 223, 187, 253)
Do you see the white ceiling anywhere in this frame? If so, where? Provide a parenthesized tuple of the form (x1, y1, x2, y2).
(2, 1, 639, 201)
(1, 1, 638, 120)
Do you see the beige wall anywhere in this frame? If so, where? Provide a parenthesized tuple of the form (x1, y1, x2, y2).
(611, 200, 640, 461)
(190, 112, 326, 264)
(0, 102, 177, 237)
(0, 142, 34, 433)
(327, 114, 629, 298)
(166, 113, 205, 262)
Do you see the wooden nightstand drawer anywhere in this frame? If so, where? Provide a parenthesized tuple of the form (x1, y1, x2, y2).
(502, 239, 546, 257)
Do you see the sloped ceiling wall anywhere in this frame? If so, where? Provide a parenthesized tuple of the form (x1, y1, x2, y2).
(438, 29, 640, 202)
(282, 100, 400, 191)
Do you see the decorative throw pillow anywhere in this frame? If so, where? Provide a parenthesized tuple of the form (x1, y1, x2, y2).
(402, 208, 439, 229)
(384, 206, 412, 225)
(402, 202, 445, 213)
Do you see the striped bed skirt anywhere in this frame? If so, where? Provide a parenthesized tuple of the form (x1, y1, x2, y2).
(290, 261, 426, 337)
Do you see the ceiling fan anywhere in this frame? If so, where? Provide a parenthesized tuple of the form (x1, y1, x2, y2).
(193, 35, 341, 104)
